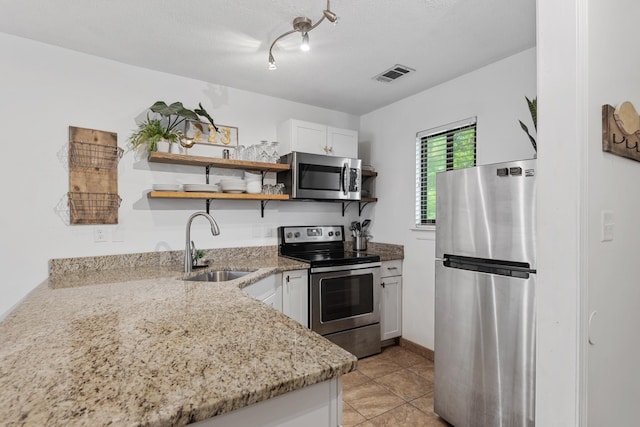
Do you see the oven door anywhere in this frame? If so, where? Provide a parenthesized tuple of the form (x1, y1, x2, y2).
(310, 264, 380, 336)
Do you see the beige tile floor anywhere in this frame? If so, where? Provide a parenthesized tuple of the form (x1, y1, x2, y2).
(341, 345, 451, 427)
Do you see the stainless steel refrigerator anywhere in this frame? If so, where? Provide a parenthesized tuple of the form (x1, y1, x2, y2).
(434, 159, 536, 427)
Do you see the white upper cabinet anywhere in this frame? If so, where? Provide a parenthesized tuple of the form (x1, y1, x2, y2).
(326, 126, 358, 158)
(277, 119, 358, 158)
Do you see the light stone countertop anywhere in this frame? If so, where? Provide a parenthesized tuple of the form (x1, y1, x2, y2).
(0, 250, 357, 426)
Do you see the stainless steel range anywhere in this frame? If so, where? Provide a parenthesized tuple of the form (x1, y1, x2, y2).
(278, 225, 382, 359)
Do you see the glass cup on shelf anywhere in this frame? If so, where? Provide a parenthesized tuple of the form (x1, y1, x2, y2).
(234, 145, 245, 160)
(266, 141, 280, 163)
(244, 145, 256, 162)
(257, 141, 270, 163)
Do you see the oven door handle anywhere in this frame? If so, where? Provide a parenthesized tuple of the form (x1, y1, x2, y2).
(310, 262, 381, 274)
(341, 163, 348, 196)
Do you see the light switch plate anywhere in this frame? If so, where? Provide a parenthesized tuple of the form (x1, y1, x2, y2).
(601, 210, 614, 242)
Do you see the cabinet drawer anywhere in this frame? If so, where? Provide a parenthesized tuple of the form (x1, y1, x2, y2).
(380, 259, 403, 278)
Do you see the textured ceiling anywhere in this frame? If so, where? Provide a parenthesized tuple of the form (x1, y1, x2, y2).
(0, 0, 535, 115)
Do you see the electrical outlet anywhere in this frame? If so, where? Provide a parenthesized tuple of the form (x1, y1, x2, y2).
(94, 228, 108, 243)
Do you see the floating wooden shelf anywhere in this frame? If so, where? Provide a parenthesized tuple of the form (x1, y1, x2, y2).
(146, 151, 377, 217)
(148, 152, 290, 172)
(148, 191, 289, 201)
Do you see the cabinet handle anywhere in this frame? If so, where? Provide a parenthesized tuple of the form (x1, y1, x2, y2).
(386, 267, 398, 271)
(381, 282, 386, 288)
(286, 275, 302, 283)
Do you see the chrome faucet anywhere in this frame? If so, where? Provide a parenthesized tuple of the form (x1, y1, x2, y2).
(184, 211, 220, 273)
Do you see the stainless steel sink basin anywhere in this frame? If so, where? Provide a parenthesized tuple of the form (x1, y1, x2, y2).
(185, 270, 252, 282)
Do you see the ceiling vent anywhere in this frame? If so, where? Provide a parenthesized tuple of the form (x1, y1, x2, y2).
(374, 64, 415, 83)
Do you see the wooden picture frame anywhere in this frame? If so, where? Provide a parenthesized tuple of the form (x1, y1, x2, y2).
(184, 120, 238, 147)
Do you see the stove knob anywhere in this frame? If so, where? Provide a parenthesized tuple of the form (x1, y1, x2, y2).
(335, 231, 341, 237)
(294, 232, 301, 238)
(328, 231, 334, 236)
(286, 232, 293, 239)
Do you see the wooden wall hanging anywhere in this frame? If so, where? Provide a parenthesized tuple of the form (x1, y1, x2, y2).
(68, 126, 122, 224)
(602, 102, 640, 162)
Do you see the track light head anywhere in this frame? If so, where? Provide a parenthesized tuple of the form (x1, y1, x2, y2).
(323, 9, 338, 23)
(300, 32, 310, 51)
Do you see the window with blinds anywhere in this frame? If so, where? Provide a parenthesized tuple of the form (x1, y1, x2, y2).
(415, 117, 477, 225)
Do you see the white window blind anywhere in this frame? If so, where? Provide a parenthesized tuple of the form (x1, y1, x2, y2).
(415, 117, 477, 225)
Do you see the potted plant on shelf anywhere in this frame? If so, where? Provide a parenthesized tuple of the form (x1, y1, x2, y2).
(129, 101, 218, 153)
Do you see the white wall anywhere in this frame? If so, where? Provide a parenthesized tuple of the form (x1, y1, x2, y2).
(584, 0, 640, 425)
(537, 0, 640, 424)
(536, 0, 583, 423)
(0, 33, 361, 317)
(359, 48, 537, 349)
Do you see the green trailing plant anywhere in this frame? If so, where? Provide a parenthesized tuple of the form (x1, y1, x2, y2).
(519, 96, 537, 152)
(129, 101, 218, 152)
(129, 117, 169, 152)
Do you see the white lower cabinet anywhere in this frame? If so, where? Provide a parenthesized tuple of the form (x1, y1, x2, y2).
(282, 269, 309, 328)
(380, 260, 403, 340)
(243, 273, 283, 313)
(243, 270, 309, 328)
(192, 377, 342, 427)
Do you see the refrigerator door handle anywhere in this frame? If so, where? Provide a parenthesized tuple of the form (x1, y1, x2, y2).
(444, 254, 535, 278)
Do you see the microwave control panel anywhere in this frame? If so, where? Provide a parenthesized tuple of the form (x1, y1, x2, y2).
(349, 168, 360, 191)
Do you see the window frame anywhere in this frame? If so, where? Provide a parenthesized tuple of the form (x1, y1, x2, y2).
(415, 117, 477, 227)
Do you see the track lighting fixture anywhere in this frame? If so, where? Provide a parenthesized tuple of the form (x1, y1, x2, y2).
(267, 0, 338, 70)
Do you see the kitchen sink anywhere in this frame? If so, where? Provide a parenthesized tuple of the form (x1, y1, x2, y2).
(185, 270, 252, 282)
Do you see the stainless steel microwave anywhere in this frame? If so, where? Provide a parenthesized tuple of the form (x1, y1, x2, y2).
(277, 152, 362, 200)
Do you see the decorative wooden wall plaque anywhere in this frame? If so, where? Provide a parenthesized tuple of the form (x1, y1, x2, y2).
(602, 103, 640, 163)
(68, 126, 122, 224)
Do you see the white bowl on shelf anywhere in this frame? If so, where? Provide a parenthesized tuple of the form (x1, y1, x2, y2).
(220, 179, 247, 193)
(152, 184, 182, 192)
(246, 181, 262, 194)
(244, 171, 262, 181)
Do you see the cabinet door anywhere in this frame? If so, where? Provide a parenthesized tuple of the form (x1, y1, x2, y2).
(293, 121, 327, 155)
(262, 290, 282, 311)
(380, 275, 402, 340)
(282, 269, 309, 327)
(243, 274, 283, 313)
(277, 119, 327, 156)
(327, 127, 358, 158)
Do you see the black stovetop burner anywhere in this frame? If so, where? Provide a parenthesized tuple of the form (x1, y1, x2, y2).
(278, 225, 380, 268)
